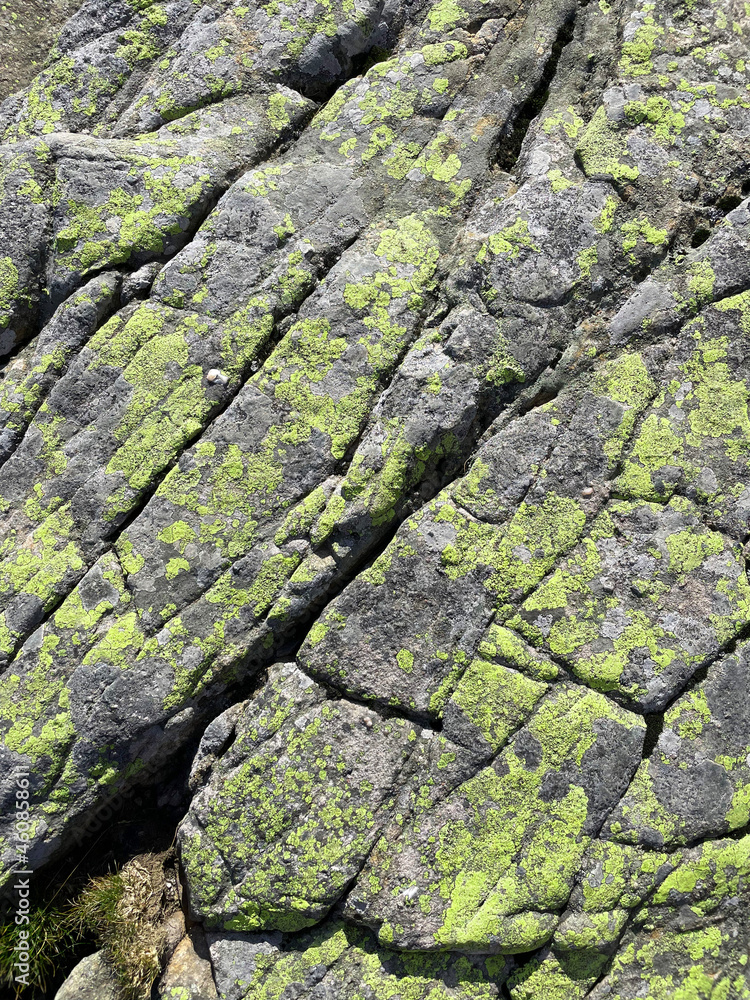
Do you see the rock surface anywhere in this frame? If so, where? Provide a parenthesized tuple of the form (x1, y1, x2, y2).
(53, 951, 123, 1000)
(3, 0, 750, 996)
(0, 0, 83, 102)
(158, 926, 219, 999)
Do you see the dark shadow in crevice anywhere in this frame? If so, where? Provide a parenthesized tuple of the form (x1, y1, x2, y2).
(690, 226, 711, 249)
(517, 384, 559, 417)
(641, 711, 663, 760)
(347, 45, 391, 85)
(494, 11, 577, 172)
(0, 735, 199, 996)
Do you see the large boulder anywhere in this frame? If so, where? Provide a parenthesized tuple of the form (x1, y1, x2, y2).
(3, 0, 750, 995)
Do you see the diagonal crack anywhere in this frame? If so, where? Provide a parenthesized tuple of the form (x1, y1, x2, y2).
(494, 6, 578, 172)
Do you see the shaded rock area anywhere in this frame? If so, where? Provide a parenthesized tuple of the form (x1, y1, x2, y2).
(2, 0, 750, 996)
(0, 0, 83, 102)
(53, 951, 121, 1000)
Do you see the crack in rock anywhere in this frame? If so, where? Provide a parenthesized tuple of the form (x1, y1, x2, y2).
(3, 0, 750, 997)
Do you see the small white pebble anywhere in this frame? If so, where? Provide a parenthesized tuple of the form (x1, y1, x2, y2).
(207, 368, 229, 386)
(581, 486, 594, 497)
(362, 716, 373, 728)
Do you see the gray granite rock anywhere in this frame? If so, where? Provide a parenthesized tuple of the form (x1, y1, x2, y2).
(54, 951, 123, 1000)
(3, 0, 750, 996)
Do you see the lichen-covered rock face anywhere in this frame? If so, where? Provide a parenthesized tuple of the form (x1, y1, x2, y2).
(4, 0, 750, 996)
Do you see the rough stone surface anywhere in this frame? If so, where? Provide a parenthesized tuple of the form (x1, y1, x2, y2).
(0, 0, 83, 102)
(158, 926, 219, 999)
(3, 0, 750, 996)
(53, 951, 123, 1000)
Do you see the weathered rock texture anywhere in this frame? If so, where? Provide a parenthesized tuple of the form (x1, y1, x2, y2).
(0, 0, 83, 102)
(3, 0, 750, 995)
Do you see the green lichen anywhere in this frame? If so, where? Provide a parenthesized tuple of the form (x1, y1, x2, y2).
(425, 0, 467, 33)
(542, 105, 585, 139)
(399, 686, 644, 952)
(421, 41, 468, 66)
(619, 13, 664, 77)
(477, 623, 559, 682)
(576, 107, 639, 183)
(576, 245, 598, 279)
(435, 491, 586, 607)
(0, 257, 20, 328)
(593, 195, 618, 234)
(518, 498, 750, 702)
(396, 648, 414, 674)
(665, 527, 723, 576)
(4, 56, 76, 139)
(449, 658, 547, 753)
(686, 260, 716, 309)
(181, 708, 418, 932)
(617, 329, 750, 502)
(508, 950, 606, 1000)
(624, 95, 686, 144)
(620, 217, 669, 261)
(476, 219, 539, 263)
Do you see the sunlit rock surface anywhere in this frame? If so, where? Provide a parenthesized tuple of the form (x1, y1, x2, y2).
(4, 0, 750, 995)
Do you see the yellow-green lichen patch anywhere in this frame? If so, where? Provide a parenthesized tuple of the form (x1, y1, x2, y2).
(0, 274, 119, 448)
(476, 623, 559, 683)
(445, 658, 548, 754)
(410, 134, 472, 205)
(475, 219, 540, 264)
(148, 212, 440, 583)
(425, 0, 468, 34)
(624, 95, 686, 145)
(542, 105, 585, 139)
(300, 480, 589, 721)
(87, 305, 180, 389)
(0, 551, 128, 803)
(53, 150, 216, 276)
(507, 949, 606, 1000)
(180, 697, 420, 932)
(650, 835, 750, 916)
(593, 195, 618, 234)
(590, 351, 659, 467)
(3, 55, 77, 140)
(515, 497, 750, 710)
(0, 256, 21, 329)
(274, 486, 331, 547)
(435, 490, 587, 606)
(604, 862, 750, 1000)
(615, 316, 750, 522)
(421, 41, 468, 67)
(82, 611, 145, 670)
(350, 685, 643, 953)
(316, 415, 461, 542)
(150, 548, 302, 711)
(0, 504, 86, 628)
(575, 107, 639, 184)
(604, 757, 683, 848)
(0, 662, 74, 779)
(619, 216, 669, 264)
(103, 301, 273, 514)
(605, 645, 750, 847)
(576, 245, 598, 279)
(238, 917, 505, 999)
(619, 11, 664, 78)
(578, 840, 671, 914)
